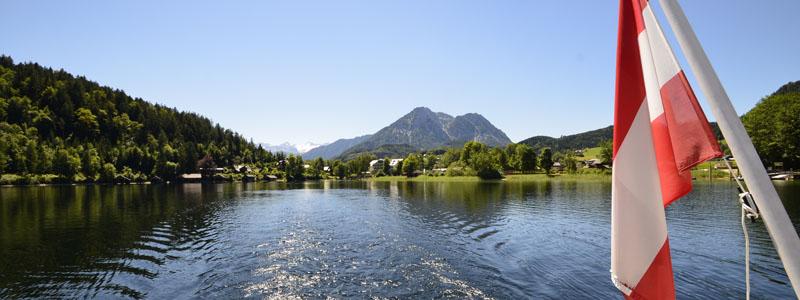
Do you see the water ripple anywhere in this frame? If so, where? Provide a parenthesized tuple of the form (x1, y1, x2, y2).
(1, 181, 797, 299)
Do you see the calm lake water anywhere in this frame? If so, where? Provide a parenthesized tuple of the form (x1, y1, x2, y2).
(1, 180, 799, 299)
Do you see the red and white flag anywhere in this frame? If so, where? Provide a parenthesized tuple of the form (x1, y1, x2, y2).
(611, 0, 722, 299)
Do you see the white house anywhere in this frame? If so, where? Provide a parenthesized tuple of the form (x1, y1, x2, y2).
(389, 159, 403, 167)
(369, 159, 385, 173)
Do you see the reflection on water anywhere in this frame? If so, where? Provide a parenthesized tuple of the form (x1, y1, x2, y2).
(0, 180, 797, 298)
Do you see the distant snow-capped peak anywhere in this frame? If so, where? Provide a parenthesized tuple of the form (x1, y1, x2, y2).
(295, 142, 324, 154)
(258, 142, 326, 154)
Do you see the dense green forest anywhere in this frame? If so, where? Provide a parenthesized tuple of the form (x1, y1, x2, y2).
(0, 55, 283, 183)
(0, 55, 610, 184)
(0, 55, 437, 184)
(742, 81, 800, 170)
(520, 126, 613, 152)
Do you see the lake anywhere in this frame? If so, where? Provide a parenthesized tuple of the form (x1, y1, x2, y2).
(1, 180, 799, 299)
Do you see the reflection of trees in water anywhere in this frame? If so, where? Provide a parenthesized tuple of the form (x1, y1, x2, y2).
(370, 180, 613, 236)
(383, 182, 510, 225)
(773, 181, 800, 225)
(0, 184, 237, 298)
(385, 180, 611, 214)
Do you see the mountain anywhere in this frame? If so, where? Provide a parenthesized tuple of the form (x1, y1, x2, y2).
(259, 142, 300, 154)
(259, 142, 323, 155)
(338, 107, 512, 159)
(302, 135, 372, 160)
(517, 80, 799, 154)
(362, 107, 511, 148)
(445, 113, 513, 147)
(520, 126, 613, 151)
(296, 142, 323, 153)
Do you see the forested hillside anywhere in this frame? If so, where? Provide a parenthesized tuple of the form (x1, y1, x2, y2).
(0, 55, 274, 182)
(520, 126, 613, 152)
(337, 144, 420, 162)
(742, 80, 800, 169)
(303, 134, 372, 160)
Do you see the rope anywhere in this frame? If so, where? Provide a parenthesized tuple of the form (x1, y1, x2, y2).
(741, 203, 751, 300)
(722, 156, 759, 300)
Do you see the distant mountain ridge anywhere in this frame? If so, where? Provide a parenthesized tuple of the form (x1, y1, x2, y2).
(520, 126, 613, 151)
(303, 80, 800, 160)
(302, 135, 372, 159)
(259, 142, 323, 155)
(354, 107, 511, 149)
(337, 107, 512, 159)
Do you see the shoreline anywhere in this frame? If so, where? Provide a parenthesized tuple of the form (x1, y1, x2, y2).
(367, 174, 612, 183)
(1, 173, 745, 187)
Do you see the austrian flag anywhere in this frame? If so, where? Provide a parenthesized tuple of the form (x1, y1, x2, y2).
(611, 0, 722, 299)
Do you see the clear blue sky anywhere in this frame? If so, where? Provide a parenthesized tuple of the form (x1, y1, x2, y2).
(2, 1, 798, 144)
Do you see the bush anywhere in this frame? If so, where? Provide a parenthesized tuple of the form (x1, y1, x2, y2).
(100, 163, 116, 182)
(0, 174, 24, 185)
(446, 161, 476, 177)
(577, 168, 611, 175)
(53, 149, 81, 179)
(470, 151, 503, 179)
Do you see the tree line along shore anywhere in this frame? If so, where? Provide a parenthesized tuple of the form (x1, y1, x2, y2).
(1, 137, 609, 185)
(0, 138, 736, 186)
(0, 54, 797, 186)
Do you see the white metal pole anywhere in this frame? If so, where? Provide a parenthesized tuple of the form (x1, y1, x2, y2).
(658, 0, 800, 296)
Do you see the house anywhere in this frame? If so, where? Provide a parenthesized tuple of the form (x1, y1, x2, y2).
(197, 155, 223, 179)
(369, 159, 385, 173)
(389, 159, 403, 167)
(243, 174, 256, 182)
(431, 168, 448, 176)
(552, 162, 564, 172)
(323, 166, 331, 172)
(584, 159, 608, 169)
(199, 167, 224, 179)
(179, 173, 202, 183)
(388, 159, 403, 173)
(263, 174, 279, 182)
(234, 165, 252, 173)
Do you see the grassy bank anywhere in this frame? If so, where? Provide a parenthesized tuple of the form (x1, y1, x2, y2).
(368, 175, 482, 182)
(2, 174, 67, 185)
(367, 173, 611, 183)
(503, 173, 611, 182)
(691, 161, 738, 180)
(0, 172, 289, 186)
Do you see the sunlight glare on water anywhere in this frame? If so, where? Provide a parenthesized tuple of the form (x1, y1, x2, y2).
(1, 180, 798, 299)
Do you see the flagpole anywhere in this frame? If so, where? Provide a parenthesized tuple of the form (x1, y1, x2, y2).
(658, 0, 800, 296)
